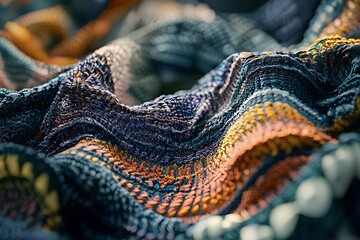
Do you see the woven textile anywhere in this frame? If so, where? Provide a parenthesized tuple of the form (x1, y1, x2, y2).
(0, 0, 360, 239)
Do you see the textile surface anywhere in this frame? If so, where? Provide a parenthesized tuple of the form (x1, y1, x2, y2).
(0, 0, 360, 239)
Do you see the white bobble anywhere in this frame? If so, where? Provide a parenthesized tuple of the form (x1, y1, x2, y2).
(240, 224, 274, 240)
(322, 150, 355, 198)
(206, 216, 223, 238)
(222, 213, 242, 230)
(269, 202, 299, 240)
(295, 177, 332, 218)
(193, 218, 208, 240)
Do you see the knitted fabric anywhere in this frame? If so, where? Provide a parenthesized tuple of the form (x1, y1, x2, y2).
(1, 0, 359, 91)
(1, 35, 360, 239)
(0, 0, 360, 240)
